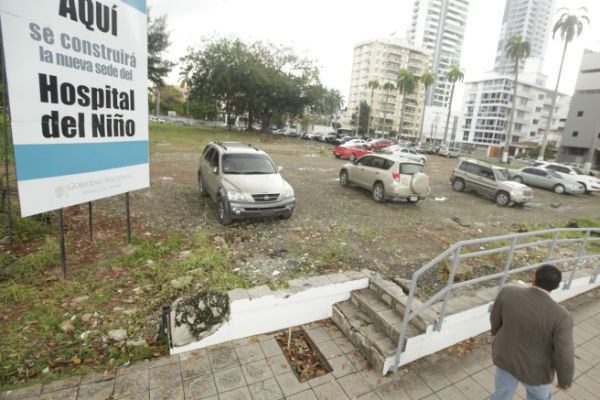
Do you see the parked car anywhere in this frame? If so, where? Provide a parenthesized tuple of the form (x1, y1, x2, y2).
(342, 138, 369, 147)
(382, 145, 427, 164)
(438, 146, 460, 158)
(197, 142, 295, 225)
(339, 154, 430, 203)
(333, 145, 373, 161)
(449, 158, 533, 206)
(534, 162, 600, 193)
(335, 135, 354, 145)
(509, 167, 585, 195)
(366, 139, 393, 151)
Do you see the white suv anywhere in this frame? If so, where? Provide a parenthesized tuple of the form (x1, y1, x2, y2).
(198, 142, 295, 225)
(339, 154, 430, 203)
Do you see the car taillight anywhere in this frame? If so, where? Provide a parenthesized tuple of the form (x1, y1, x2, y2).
(392, 172, 401, 181)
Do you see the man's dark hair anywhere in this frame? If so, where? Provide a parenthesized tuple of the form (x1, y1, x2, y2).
(534, 264, 562, 291)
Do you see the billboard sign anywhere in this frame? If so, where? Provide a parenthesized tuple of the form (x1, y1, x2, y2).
(0, 0, 148, 217)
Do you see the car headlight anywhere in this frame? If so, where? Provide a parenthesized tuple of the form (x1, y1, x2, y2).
(280, 185, 294, 200)
(227, 190, 247, 201)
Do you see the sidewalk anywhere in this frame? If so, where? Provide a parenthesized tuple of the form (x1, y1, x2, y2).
(2, 288, 599, 400)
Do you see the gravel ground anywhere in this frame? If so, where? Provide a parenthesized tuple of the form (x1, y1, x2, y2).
(94, 137, 600, 287)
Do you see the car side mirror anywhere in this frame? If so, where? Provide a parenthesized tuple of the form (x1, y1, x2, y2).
(278, 166, 283, 172)
(213, 166, 218, 174)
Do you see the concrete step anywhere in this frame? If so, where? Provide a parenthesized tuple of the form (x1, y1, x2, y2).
(332, 300, 398, 374)
(350, 289, 421, 344)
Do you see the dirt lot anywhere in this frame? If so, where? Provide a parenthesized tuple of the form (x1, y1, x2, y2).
(95, 136, 600, 284)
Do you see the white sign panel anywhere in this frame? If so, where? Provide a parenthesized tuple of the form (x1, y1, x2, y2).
(0, 0, 148, 217)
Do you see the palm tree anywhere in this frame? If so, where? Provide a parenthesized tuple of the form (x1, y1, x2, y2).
(367, 80, 380, 136)
(502, 36, 531, 163)
(396, 69, 418, 140)
(538, 7, 589, 160)
(381, 82, 395, 136)
(178, 64, 193, 118)
(442, 64, 464, 144)
(417, 69, 436, 144)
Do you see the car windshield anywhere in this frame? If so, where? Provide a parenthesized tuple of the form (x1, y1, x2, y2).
(222, 154, 277, 174)
(494, 168, 511, 181)
(399, 163, 425, 175)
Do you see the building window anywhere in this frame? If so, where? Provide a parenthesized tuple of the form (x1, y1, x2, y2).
(535, 107, 541, 112)
(577, 111, 584, 117)
(532, 119, 539, 125)
(572, 131, 579, 137)
(538, 94, 544, 100)
(530, 131, 536, 137)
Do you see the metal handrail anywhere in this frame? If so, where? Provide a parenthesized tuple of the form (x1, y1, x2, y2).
(391, 227, 600, 373)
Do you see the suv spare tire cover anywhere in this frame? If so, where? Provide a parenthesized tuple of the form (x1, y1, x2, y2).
(410, 172, 429, 195)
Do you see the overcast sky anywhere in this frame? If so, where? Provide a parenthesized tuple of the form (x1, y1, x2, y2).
(147, 0, 600, 107)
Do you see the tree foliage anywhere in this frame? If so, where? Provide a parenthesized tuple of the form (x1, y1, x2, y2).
(147, 12, 175, 87)
(181, 37, 341, 132)
(443, 64, 464, 143)
(503, 36, 530, 162)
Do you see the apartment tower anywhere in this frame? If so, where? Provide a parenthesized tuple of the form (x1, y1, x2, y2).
(493, 0, 556, 74)
(346, 38, 431, 138)
(408, 0, 470, 108)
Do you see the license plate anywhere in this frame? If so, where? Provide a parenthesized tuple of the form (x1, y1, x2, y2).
(409, 196, 418, 202)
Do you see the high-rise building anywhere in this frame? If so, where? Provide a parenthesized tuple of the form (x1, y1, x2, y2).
(346, 38, 431, 138)
(558, 50, 600, 169)
(459, 60, 569, 149)
(408, 0, 470, 108)
(493, 0, 556, 75)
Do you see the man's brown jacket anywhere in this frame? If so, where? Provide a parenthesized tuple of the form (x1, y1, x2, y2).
(490, 285, 574, 388)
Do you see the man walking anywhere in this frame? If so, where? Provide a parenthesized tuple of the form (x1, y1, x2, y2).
(490, 264, 574, 399)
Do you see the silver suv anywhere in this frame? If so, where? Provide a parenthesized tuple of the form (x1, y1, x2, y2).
(450, 158, 533, 206)
(339, 154, 430, 203)
(198, 142, 295, 225)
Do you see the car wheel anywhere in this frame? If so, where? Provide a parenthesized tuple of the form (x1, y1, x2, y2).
(372, 182, 385, 203)
(420, 158, 426, 164)
(553, 184, 565, 194)
(217, 198, 232, 225)
(339, 170, 350, 187)
(495, 191, 510, 206)
(513, 176, 523, 183)
(280, 211, 294, 220)
(335, 154, 341, 159)
(577, 182, 588, 193)
(452, 178, 465, 192)
(198, 176, 209, 197)
(350, 153, 356, 161)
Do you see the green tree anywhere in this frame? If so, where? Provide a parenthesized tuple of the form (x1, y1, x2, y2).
(178, 62, 193, 118)
(539, 7, 589, 160)
(367, 80, 380, 135)
(147, 12, 175, 116)
(381, 82, 395, 136)
(442, 64, 464, 144)
(351, 101, 370, 135)
(417, 70, 436, 144)
(503, 36, 531, 163)
(186, 37, 325, 133)
(396, 70, 417, 139)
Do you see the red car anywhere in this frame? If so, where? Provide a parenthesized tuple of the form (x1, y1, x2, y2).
(367, 139, 393, 151)
(333, 145, 373, 161)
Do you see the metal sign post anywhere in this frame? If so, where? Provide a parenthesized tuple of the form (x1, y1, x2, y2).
(57, 208, 66, 279)
(126, 192, 131, 244)
(88, 201, 92, 241)
(1, 36, 13, 255)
